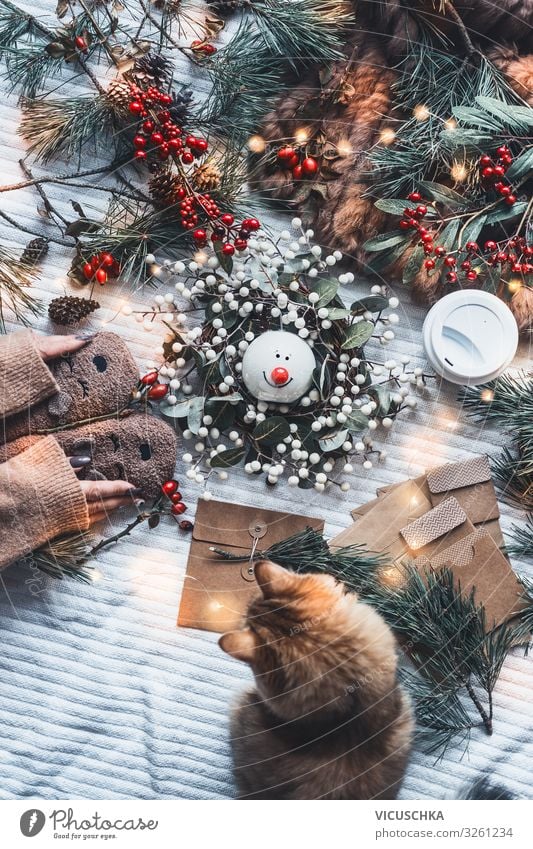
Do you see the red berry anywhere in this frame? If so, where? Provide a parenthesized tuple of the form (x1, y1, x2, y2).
(193, 228, 207, 242)
(424, 259, 435, 270)
(466, 271, 477, 281)
(479, 154, 492, 167)
(498, 185, 511, 196)
(301, 156, 319, 176)
(496, 145, 509, 157)
(171, 502, 187, 515)
(292, 164, 303, 179)
(161, 480, 179, 496)
(505, 194, 517, 205)
(134, 150, 147, 161)
(222, 243, 235, 256)
(100, 252, 114, 269)
(75, 35, 88, 52)
(244, 217, 260, 231)
(147, 383, 168, 400)
(446, 272, 458, 283)
(150, 132, 164, 145)
(434, 246, 446, 257)
(143, 120, 155, 133)
(95, 268, 107, 285)
(277, 146, 295, 161)
(141, 371, 159, 386)
(444, 256, 456, 267)
(484, 240, 497, 252)
(465, 242, 478, 252)
(194, 139, 208, 152)
(203, 44, 217, 55)
(181, 151, 194, 164)
(407, 191, 422, 202)
(416, 205, 427, 217)
(82, 262, 93, 280)
(481, 166, 494, 179)
(286, 153, 300, 169)
(179, 519, 194, 532)
(493, 165, 505, 177)
(421, 232, 433, 243)
(220, 213, 234, 226)
(234, 238, 247, 251)
(133, 135, 146, 149)
(170, 492, 183, 504)
(496, 252, 508, 264)
(460, 260, 472, 271)
(399, 220, 410, 230)
(129, 100, 143, 114)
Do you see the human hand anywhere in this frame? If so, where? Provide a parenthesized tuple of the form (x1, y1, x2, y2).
(79, 479, 143, 526)
(33, 332, 94, 362)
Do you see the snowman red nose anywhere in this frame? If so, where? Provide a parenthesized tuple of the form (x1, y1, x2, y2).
(271, 366, 290, 385)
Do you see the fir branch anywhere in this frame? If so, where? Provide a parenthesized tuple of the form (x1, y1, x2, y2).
(491, 448, 533, 511)
(3, 44, 64, 99)
(29, 532, 95, 582)
(0, 245, 43, 331)
(19, 94, 116, 162)
(506, 516, 533, 560)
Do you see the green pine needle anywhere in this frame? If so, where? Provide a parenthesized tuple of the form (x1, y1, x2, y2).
(19, 95, 116, 163)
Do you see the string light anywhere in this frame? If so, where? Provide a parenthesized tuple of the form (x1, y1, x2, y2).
(379, 127, 396, 146)
(508, 278, 523, 293)
(413, 104, 430, 121)
(443, 117, 457, 131)
(294, 127, 309, 145)
(336, 137, 353, 156)
(450, 161, 468, 182)
(247, 134, 266, 153)
(480, 389, 495, 403)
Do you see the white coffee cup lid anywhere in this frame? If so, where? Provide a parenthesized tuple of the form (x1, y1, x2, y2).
(422, 290, 518, 385)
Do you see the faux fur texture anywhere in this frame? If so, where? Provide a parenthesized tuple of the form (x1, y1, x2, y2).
(220, 562, 414, 800)
(0, 414, 177, 499)
(2, 332, 139, 444)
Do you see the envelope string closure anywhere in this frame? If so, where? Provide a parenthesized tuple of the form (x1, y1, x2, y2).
(209, 519, 268, 583)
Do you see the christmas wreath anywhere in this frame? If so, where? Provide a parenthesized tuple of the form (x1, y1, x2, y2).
(134, 219, 430, 493)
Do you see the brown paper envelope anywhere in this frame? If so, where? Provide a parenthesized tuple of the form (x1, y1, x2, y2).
(332, 478, 433, 560)
(413, 529, 527, 628)
(427, 455, 499, 524)
(178, 498, 324, 633)
(350, 476, 429, 520)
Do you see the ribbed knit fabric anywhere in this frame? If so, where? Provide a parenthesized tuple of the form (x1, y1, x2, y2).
(0, 435, 89, 571)
(0, 329, 58, 419)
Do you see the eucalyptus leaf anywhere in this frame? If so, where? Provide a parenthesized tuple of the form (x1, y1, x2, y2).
(214, 240, 233, 274)
(505, 148, 533, 183)
(187, 396, 205, 435)
(253, 416, 290, 446)
(484, 202, 527, 226)
(363, 231, 410, 252)
(326, 307, 350, 320)
(370, 384, 391, 416)
(210, 448, 246, 468)
(419, 181, 468, 209)
(203, 399, 235, 430)
(402, 245, 425, 286)
(345, 410, 369, 432)
(319, 429, 348, 453)
(159, 399, 190, 420)
(309, 277, 338, 307)
(342, 321, 374, 350)
(351, 295, 388, 314)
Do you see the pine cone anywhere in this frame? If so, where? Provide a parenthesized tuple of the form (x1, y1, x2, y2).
(149, 169, 183, 207)
(20, 237, 49, 266)
(132, 52, 171, 86)
(48, 295, 100, 326)
(206, 0, 243, 12)
(169, 87, 193, 126)
(192, 162, 222, 191)
(106, 79, 132, 112)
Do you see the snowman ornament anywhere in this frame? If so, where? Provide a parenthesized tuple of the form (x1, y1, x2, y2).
(241, 330, 316, 403)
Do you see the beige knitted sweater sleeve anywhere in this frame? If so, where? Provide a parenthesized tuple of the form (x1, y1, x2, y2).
(0, 331, 90, 571)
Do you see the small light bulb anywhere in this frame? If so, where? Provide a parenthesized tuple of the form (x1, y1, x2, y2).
(480, 389, 494, 403)
(379, 127, 396, 146)
(247, 134, 266, 153)
(294, 127, 309, 145)
(413, 104, 430, 122)
(450, 161, 468, 182)
(508, 278, 523, 293)
(444, 117, 457, 131)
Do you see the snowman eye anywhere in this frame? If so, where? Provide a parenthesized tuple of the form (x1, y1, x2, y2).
(275, 353, 280, 358)
(285, 356, 290, 361)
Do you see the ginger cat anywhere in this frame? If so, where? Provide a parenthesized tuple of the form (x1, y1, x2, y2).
(219, 561, 413, 800)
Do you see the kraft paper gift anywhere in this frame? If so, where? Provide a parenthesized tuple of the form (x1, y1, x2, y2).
(178, 498, 324, 632)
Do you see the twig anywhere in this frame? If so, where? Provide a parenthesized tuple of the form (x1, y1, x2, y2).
(443, 1, 477, 57)
(0, 209, 73, 247)
(78, 0, 120, 68)
(19, 159, 70, 229)
(466, 679, 493, 734)
(89, 510, 153, 556)
(0, 164, 117, 194)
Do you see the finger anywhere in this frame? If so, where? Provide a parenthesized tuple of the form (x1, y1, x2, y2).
(81, 480, 142, 501)
(87, 496, 142, 516)
(36, 333, 95, 362)
(69, 456, 92, 471)
(88, 511, 110, 527)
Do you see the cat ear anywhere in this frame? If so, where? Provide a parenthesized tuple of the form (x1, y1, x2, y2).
(218, 629, 258, 663)
(254, 560, 293, 599)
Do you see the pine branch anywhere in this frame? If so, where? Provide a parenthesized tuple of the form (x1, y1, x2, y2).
(29, 532, 95, 582)
(507, 516, 533, 559)
(0, 245, 43, 332)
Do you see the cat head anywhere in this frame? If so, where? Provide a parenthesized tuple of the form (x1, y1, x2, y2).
(219, 562, 397, 718)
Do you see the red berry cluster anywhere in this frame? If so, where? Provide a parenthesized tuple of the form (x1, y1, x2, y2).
(140, 370, 169, 400)
(277, 146, 319, 180)
(129, 85, 204, 165)
(82, 252, 120, 285)
(193, 214, 261, 255)
(161, 479, 189, 518)
(478, 146, 517, 205)
(400, 193, 475, 284)
(180, 193, 220, 230)
(190, 39, 217, 56)
(479, 237, 533, 275)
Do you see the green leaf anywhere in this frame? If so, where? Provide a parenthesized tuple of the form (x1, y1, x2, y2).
(363, 231, 410, 252)
(351, 295, 388, 314)
(159, 399, 190, 420)
(210, 448, 245, 468)
(458, 215, 487, 250)
(319, 429, 348, 453)
(313, 357, 331, 400)
(370, 384, 391, 416)
(252, 416, 290, 446)
(440, 218, 462, 252)
(341, 320, 374, 350)
(309, 277, 339, 307)
(375, 198, 436, 217)
(203, 399, 235, 430)
(419, 181, 468, 209)
(475, 96, 533, 131)
(326, 307, 350, 320)
(484, 201, 527, 226)
(214, 240, 233, 274)
(345, 410, 369, 432)
(503, 148, 533, 183)
(402, 245, 424, 286)
(187, 395, 205, 435)
(366, 239, 410, 275)
(451, 106, 498, 131)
